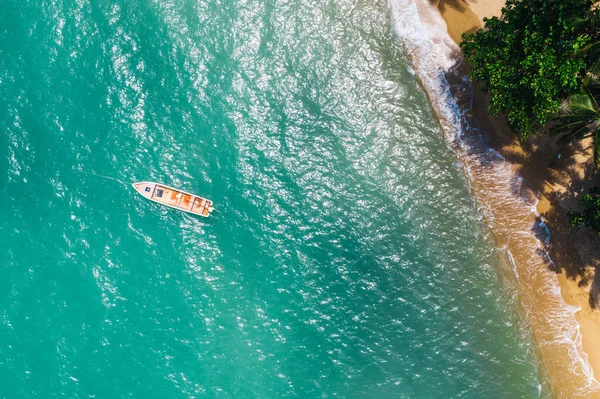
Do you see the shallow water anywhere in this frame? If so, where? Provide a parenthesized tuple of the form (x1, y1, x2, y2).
(1, 0, 547, 397)
(388, 0, 600, 397)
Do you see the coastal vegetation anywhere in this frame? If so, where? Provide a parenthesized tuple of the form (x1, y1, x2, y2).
(570, 187, 600, 231)
(551, 90, 600, 167)
(460, 0, 600, 232)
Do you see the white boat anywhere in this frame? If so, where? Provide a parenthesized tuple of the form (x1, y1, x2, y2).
(133, 182, 214, 217)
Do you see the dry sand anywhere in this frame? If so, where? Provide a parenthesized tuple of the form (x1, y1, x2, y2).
(463, 0, 505, 24)
(431, 0, 600, 396)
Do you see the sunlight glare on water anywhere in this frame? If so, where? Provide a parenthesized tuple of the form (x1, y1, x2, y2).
(0, 0, 548, 397)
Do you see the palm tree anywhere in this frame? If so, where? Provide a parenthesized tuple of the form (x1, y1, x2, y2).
(581, 41, 600, 85)
(570, 8, 600, 84)
(551, 91, 600, 168)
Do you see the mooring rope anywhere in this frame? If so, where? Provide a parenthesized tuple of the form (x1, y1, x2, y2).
(76, 168, 133, 186)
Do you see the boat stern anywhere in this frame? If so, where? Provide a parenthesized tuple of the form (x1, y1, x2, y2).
(132, 182, 156, 199)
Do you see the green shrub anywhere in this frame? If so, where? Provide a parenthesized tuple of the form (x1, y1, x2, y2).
(461, 0, 594, 138)
(570, 187, 600, 233)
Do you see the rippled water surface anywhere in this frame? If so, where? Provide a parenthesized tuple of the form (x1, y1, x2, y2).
(1, 0, 548, 397)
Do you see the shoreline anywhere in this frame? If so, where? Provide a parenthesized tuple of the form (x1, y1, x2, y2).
(432, 0, 600, 396)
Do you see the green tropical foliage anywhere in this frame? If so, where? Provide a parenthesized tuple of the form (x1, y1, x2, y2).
(570, 11, 600, 84)
(550, 90, 600, 168)
(570, 187, 600, 233)
(461, 0, 594, 138)
(461, 0, 600, 233)
(555, 8, 600, 233)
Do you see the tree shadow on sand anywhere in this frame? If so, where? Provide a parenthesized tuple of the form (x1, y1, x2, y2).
(541, 143, 600, 309)
(430, 0, 481, 40)
(432, 0, 470, 14)
(497, 116, 600, 309)
(443, 59, 600, 310)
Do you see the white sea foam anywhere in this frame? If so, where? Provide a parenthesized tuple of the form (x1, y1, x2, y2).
(387, 0, 600, 395)
(388, 0, 461, 142)
(506, 249, 518, 279)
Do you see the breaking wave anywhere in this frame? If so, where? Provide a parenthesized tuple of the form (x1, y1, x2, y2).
(387, 0, 600, 396)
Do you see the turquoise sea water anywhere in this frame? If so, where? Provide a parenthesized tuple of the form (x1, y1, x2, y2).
(1, 0, 549, 397)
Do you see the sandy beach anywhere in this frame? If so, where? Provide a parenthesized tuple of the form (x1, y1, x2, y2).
(431, 0, 600, 396)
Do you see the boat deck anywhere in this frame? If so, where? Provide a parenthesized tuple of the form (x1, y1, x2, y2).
(133, 182, 213, 217)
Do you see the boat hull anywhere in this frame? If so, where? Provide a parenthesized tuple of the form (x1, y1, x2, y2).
(132, 182, 213, 217)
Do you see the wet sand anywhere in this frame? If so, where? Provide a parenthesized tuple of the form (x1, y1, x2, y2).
(431, 0, 600, 396)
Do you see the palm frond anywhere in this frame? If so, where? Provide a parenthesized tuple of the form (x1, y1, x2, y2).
(551, 119, 587, 136)
(578, 41, 600, 56)
(556, 123, 591, 143)
(585, 57, 600, 85)
(558, 124, 593, 143)
(590, 89, 600, 106)
(553, 113, 597, 119)
(557, 92, 597, 116)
